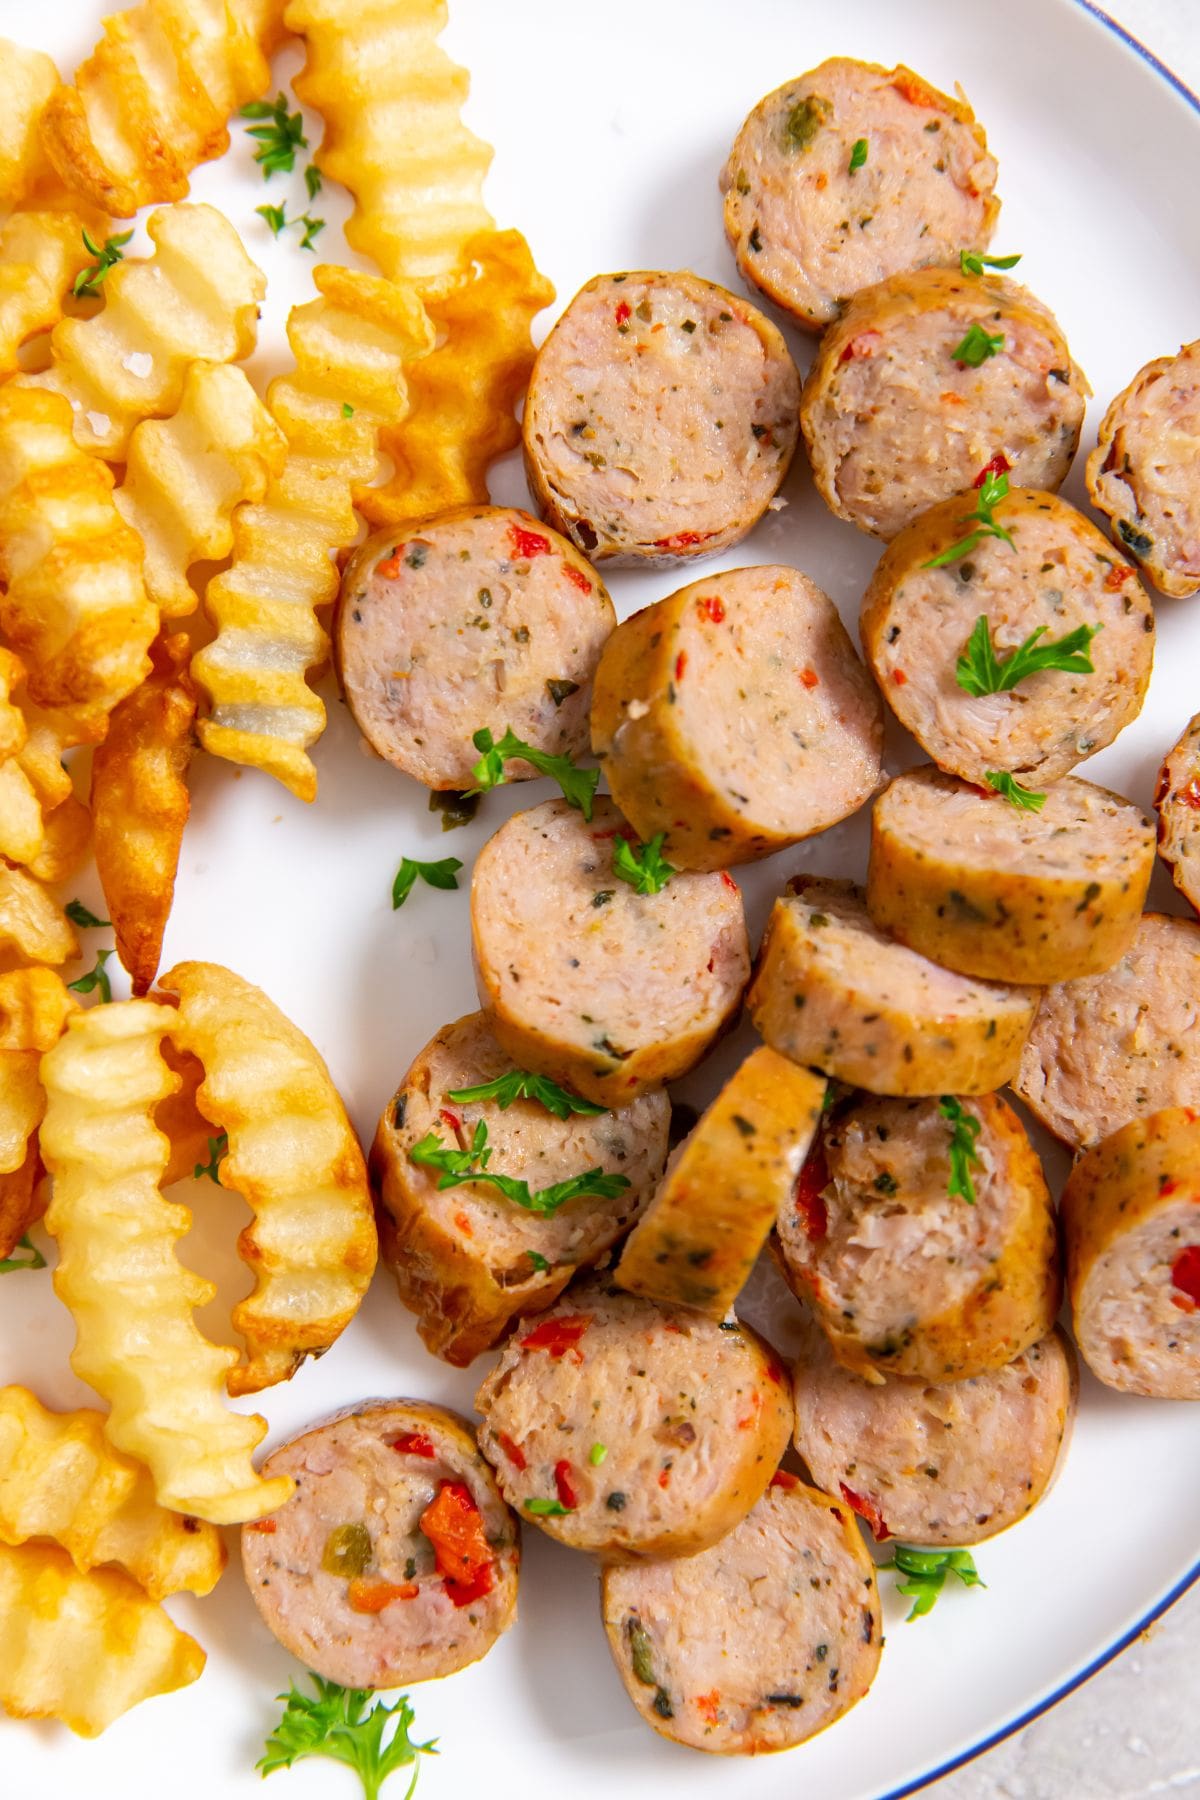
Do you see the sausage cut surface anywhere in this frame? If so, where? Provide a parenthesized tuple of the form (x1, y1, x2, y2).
(1086, 339, 1200, 598)
(1156, 713, 1200, 916)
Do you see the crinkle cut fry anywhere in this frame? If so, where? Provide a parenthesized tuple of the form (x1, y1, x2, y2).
(0, 651, 95, 884)
(40, 1000, 295, 1524)
(159, 960, 377, 1393)
(0, 38, 62, 209)
(40, 0, 286, 217)
(0, 210, 105, 381)
(0, 1540, 203, 1736)
(288, 0, 494, 284)
(0, 864, 78, 968)
(194, 264, 435, 800)
(358, 228, 554, 528)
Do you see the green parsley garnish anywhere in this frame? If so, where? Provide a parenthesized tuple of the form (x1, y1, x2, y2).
(258, 1675, 436, 1800)
(922, 469, 1015, 570)
(524, 1497, 572, 1516)
(960, 249, 1022, 275)
(468, 726, 600, 820)
(883, 1545, 985, 1620)
(256, 201, 289, 236)
(0, 1234, 46, 1274)
(72, 228, 134, 299)
(589, 1442, 608, 1466)
(985, 770, 1047, 812)
(849, 137, 868, 173)
(952, 322, 1004, 367)
(342, 402, 355, 418)
(939, 1097, 982, 1204)
(65, 899, 111, 929)
(305, 164, 324, 201)
(256, 201, 325, 249)
(391, 856, 463, 911)
(612, 832, 675, 896)
(956, 615, 1101, 697)
(193, 1133, 228, 1185)
(527, 1250, 550, 1273)
(408, 1120, 630, 1217)
(784, 93, 832, 151)
(67, 948, 113, 1004)
(297, 213, 325, 251)
(240, 92, 307, 178)
(446, 1068, 606, 1119)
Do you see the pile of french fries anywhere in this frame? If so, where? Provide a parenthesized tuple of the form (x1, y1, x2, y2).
(0, 0, 552, 1737)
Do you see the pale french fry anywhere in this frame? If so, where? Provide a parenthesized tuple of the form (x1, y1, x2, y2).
(92, 634, 196, 996)
(20, 203, 267, 460)
(0, 866, 78, 968)
(288, 0, 493, 284)
(0, 386, 156, 716)
(0, 210, 103, 381)
(40, 1000, 295, 1524)
(360, 229, 554, 528)
(0, 39, 61, 210)
(116, 362, 286, 618)
(0, 1540, 204, 1736)
(40, 0, 286, 217)
(0, 1387, 225, 1600)
(194, 264, 434, 799)
(0, 968, 77, 1253)
(160, 961, 377, 1394)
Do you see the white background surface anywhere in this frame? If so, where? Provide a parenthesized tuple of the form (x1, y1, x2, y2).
(0, 2, 1198, 1798)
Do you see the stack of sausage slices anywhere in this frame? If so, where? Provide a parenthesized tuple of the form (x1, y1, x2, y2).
(242, 52, 1200, 1760)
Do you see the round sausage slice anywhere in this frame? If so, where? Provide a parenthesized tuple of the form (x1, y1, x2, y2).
(616, 1047, 826, 1317)
(793, 1320, 1077, 1546)
(1061, 1107, 1200, 1399)
(748, 875, 1038, 1096)
(721, 58, 999, 331)
(241, 1401, 519, 1688)
(370, 1012, 670, 1367)
(861, 487, 1155, 787)
(471, 797, 750, 1107)
(474, 1280, 792, 1559)
(1085, 339, 1200, 599)
(801, 267, 1088, 540)
(776, 1091, 1059, 1384)
(590, 565, 884, 870)
(521, 270, 799, 566)
(1155, 712, 1200, 915)
(1012, 914, 1200, 1149)
(867, 766, 1154, 984)
(336, 505, 614, 790)
(601, 1474, 880, 1754)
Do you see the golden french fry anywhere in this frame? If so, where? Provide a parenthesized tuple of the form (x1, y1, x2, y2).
(0, 1140, 42, 1262)
(0, 966, 79, 1054)
(0, 39, 61, 210)
(0, 649, 43, 870)
(288, 0, 493, 284)
(0, 866, 78, 968)
(194, 264, 434, 799)
(0, 968, 76, 1251)
(24, 794, 91, 886)
(158, 1044, 211, 1186)
(360, 229, 554, 528)
(40, 0, 286, 217)
(0, 210, 103, 381)
(20, 203, 267, 460)
(0, 1540, 204, 1736)
(92, 633, 196, 997)
(0, 1058, 42, 1177)
(0, 1386, 225, 1600)
(40, 1000, 295, 1524)
(160, 961, 378, 1393)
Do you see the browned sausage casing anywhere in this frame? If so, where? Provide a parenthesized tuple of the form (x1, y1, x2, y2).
(1086, 340, 1200, 599)
(1155, 713, 1200, 916)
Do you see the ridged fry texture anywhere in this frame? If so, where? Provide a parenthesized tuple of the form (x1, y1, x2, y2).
(0, 38, 62, 209)
(0, 967, 78, 1255)
(0, 211, 101, 380)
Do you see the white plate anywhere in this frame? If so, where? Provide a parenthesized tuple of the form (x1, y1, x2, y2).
(3, 1, 1200, 1796)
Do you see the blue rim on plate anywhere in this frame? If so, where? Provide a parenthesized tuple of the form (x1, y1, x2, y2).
(880, 5, 1200, 1796)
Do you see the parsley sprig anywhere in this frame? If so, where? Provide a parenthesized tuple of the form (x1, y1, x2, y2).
(72, 228, 133, 299)
(849, 137, 868, 173)
(468, 727, 600, 820)
(0, 1234, 46, 1274)
(922, 469, 1015, 570)
(613, 832, 675, 896)
(883, 1546, 985, 1620)
(939, 1097, 982, 1205)
(985, 771, 1046, 812)
(256, 201, 325, 250)
(409, 1120, 630, 1216)
(194, 1133, 228, 1185)
(960, 249, 1022, 276)
(65, 899, 110, 928)
(391, 856, 463, 910)
(67, 948, 113, 1004)
(240, 93, 308, 178)
(447, 1068, 606, 1119)
(956, 615, 1101, 698)
(952, 322, 1004, 367)
(258, 1675, 436, 1800)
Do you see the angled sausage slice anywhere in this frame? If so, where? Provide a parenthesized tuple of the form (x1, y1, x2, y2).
(748, 875, 1037, 1096)
(801, 267, 1088, 540)
(336, 505, 614, 790)
(861, 488, 1155, 787)
(616, 1047, 826, 1316)
(471, 798, 749, 1106)
(241, 1401, 518, 1688)
(601, 1474, 880, 1754)
(721, 58, 999, 331)
(1013, 914, 1200, 1149)
(867, 766, 1154, 984)
(370, 1012, 670, 1366)
(1061, 1107, 1200, 1399)
(1156, 713, 1200, 915)
(1086, 339, 1200, 598)
(776, 1091, 1059, 1383)
(591, 565, 884, 870)
(522, 270, 799, 565)
(474, 1280, 792, 1559)
(793, 1320, 1077, 1545)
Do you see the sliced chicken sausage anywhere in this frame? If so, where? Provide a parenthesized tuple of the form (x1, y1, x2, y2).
(522, 270, 799, 565)
(1086, 339, 1200, 599)
(801, 267, 1088, 540)
(471, 797, 750, 1107)
(1061, 1107, 1200, 1399)
(1155, 713, 1200, 916)
(591, 565, 884, 870)
(336, 505, 614, 790)
(748, 875, 1038, 1096)
(721, 58, 999, 331)
(776, 1091, 1059, 1383)
(861, 488, 1154, 787)
(474, 1279, 792, 1559)
(867, 766, 1154, 984)
(370, 1012, 670, 1367)
(241, 1401, 519, 1688)
(601, 1473, 880, 1755)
